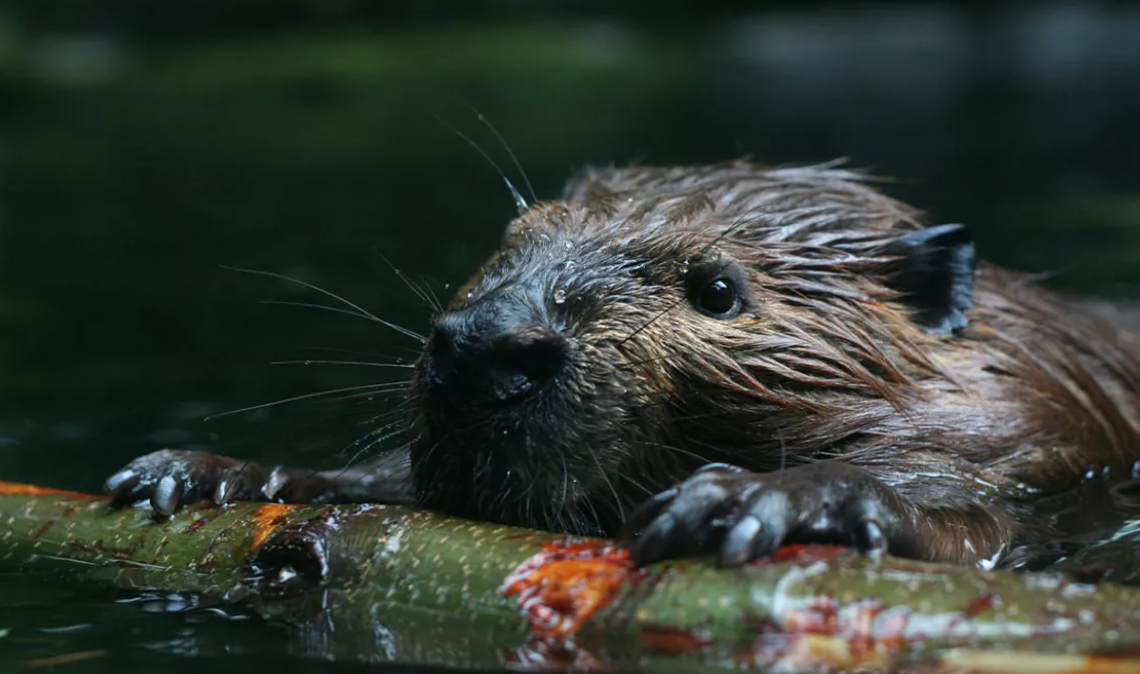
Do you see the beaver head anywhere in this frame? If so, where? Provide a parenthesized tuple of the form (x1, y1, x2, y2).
(407, 161, 975, 535)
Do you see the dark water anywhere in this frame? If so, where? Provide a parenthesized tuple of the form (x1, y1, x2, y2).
(3, 2, 1140, 671)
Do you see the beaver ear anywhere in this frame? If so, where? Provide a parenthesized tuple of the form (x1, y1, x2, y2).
(883, 223, 976, 335)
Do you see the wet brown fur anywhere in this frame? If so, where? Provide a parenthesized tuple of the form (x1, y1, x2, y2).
(414, 160, 1140, 565)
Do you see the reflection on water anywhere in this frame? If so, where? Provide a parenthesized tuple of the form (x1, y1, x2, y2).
(3, 1, 1140, 672)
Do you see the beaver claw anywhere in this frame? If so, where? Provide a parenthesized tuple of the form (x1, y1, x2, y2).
(620, 461, 906, 567)
(105, 449, 276, 516)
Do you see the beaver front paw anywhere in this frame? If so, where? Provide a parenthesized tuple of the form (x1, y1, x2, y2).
(620, 461, 908, 567)
(105, 449, 275, 516)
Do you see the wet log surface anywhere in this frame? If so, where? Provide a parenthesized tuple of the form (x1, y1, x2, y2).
(2, 481, 1140, 673)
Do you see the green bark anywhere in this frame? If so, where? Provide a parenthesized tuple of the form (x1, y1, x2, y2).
(2, 482, 1140, 673)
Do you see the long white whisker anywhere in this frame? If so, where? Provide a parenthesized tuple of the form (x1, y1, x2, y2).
(471, 108, 538, 204)
(257, 300, 377, 324)
(271, 359, 414, 369)
(205, 382, 407, 421)
(223, 265, 426, 343)
(374, 252, 444, 314)
(436, 116, 527, 212)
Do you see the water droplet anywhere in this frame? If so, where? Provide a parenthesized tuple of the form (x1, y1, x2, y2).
(553, 289, 567, 305)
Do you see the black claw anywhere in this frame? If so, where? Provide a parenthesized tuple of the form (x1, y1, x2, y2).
(104, 450, 269, 515)
(625, 462, 904, 567)
(214, 472, 236, 503)
(720, 515, 761, 567)
(860, 518, 888, 554)
(747, 492, 790, 560)
(105, 470, 140, 502)
(632, 512, 676, 565)
(749, 526, 785, 561)
(263, 467, 288, 500)
(152, 475, 183, 517)
(717, 488, 796, 565)
(618, 487, 677, 541)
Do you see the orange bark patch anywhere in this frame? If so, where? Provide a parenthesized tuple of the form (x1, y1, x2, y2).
(248, 503, 299, 550)
(503, 539, 637, 638)
(0, 481, 102, 500)
(638, 625, 711, 654)
(748, 544, 848, 567)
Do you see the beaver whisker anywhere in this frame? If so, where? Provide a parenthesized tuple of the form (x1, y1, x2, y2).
(326, 433, 409, 485)
(223, 265, 426, 343)
(302, 384, 413, 409)
(415, 276, 444, 314)
(437, 116, 528, 213)
(470, 108, 538, 205)
(258, 300, 388, 325)
(260, 299, 425, 343)
(309, 402, 411, 439)
(585, 440, 626, 524)
(615, 354, 680, 370)
(286, 345, 423, 364)
(578, 489, 603, 535)
(270, 359, 414, 370)
(373, 251, 444, 314)
(412, 434, 445, 495)
(555, 502, 580, 534)
(338, 423, 407, 468)
(204, 382, 410, 421)
(612, 468, 658, 498)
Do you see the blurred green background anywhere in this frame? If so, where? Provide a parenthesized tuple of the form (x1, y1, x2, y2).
(1, 1, 1140, 669)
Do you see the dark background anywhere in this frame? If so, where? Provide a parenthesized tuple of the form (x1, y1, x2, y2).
(2, 1, 1140, 670)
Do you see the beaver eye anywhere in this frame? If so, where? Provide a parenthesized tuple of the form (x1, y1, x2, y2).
(697, 278, 739, 318)
(685, 256, 751, 319)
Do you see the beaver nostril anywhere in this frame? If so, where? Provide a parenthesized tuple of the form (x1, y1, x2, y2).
(426, 304, 567, 402)
(498, 332, 565, 379)
(489, 331, 567, 400)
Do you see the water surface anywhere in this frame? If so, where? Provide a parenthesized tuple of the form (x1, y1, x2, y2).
(3, 3, 1140, 671)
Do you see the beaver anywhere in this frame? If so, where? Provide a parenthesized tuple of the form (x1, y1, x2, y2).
(104, 161, 1140, 568)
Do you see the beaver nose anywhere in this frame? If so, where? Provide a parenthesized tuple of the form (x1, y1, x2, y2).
(428, 294, 567, 402)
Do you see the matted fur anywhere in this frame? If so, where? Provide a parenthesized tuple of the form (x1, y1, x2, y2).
(409, 160, 1140, 565)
